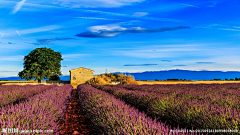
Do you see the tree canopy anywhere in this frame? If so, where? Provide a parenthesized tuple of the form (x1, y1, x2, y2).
(49, 74, 61, 81)
(18, 47, 63, 83)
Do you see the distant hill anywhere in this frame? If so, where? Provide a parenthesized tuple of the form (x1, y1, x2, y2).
(2, 69, 240, 81)
(112, 69, 240, 81)
(0, 76, 70, 81)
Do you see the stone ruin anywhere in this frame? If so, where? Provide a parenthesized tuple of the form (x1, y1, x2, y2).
(69, 67, 94, 86)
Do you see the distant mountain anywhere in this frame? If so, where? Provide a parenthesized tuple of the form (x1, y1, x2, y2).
(112, 69, 240, 81)
(0, 77, 27, 81)
(2, 69, 240, 81)
(0, 76, 70, 81)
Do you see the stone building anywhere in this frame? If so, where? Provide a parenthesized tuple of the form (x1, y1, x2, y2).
(69, 67, 94, 85)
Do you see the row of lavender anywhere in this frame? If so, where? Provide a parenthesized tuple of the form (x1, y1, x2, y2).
(110, 83, 240, 109)
(0, 85, 29, 91)
(92, 85, 240, 133)
(0, 85, 49, 91)
(77, 84, 204, 135)
(0, 84, 73, 134)
(0, 85, 58, 107)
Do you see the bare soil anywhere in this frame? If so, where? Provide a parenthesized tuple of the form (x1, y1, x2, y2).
(60, 89, 94, 135)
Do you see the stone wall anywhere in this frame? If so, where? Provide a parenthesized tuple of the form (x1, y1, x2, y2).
(69, 67, 94, 86)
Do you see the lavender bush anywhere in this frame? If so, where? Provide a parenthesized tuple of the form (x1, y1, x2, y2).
(0, 84, 73, 135)
(77, 84, 203, 135)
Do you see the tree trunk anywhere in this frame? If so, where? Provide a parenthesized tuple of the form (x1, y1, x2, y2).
(38, 79, 41, 83)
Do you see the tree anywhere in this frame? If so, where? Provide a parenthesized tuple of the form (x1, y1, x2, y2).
(49, 74, 60, 81)
(18, 47, 63, 83)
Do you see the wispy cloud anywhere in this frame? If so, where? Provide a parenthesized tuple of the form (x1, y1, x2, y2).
(62, 54, 88, 61)
(196, 62, 216, 64)
(3, 0, 60, 9)
(221, 29, 240, 31)
(18, 25, 62, 35)
(74, 8, 184, 23)
(75, 17, 118, 20)
(112, 45, 198, 58)
(16, 30, 25, 39)
(124, 64, 158, 66)
(180, 1, 224, 8)
(76, 25, 190, 38)
(0, 55, 24, 61)
(0, 71, 18, 72)
(62, 54, 88, 58)
(54, 0, 145, 8)
(55, 37, 76, 40)
(29, 37, 76, 45)
(173, 65, 186, 66)
(28, 42, 53, 45)
(37, 38, 55, 43)
(5, 1, 183, 23)
(16, 30, 21, 36)
(10, 0, 26, 15)
(161, 60, 172, 62)
(181, 3, 199, 8)
(132, 12, 148, 17)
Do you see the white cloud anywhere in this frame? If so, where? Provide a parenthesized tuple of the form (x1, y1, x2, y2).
(53, 0, 145, 8)
(88, 23, 127, 32)
(132, 12, 148, 17)
(10, 0, 26, 15)
(77, 23, 189, 38)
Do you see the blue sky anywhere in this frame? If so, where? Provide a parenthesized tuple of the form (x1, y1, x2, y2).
(1, 0, 240, 78)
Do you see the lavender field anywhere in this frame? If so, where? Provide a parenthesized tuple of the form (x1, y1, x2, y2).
(77, 84, 204, 135)
(91, 83, 240, 134)
(0, 83, 239, 135)
(0, 84, 73, 134)
(0, 85, 58, 107)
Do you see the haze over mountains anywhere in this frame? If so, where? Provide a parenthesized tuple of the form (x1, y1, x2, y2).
(1, 69, 240, 81)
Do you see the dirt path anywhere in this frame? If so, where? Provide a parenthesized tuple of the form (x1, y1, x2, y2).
(60, 89, 93, 135)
